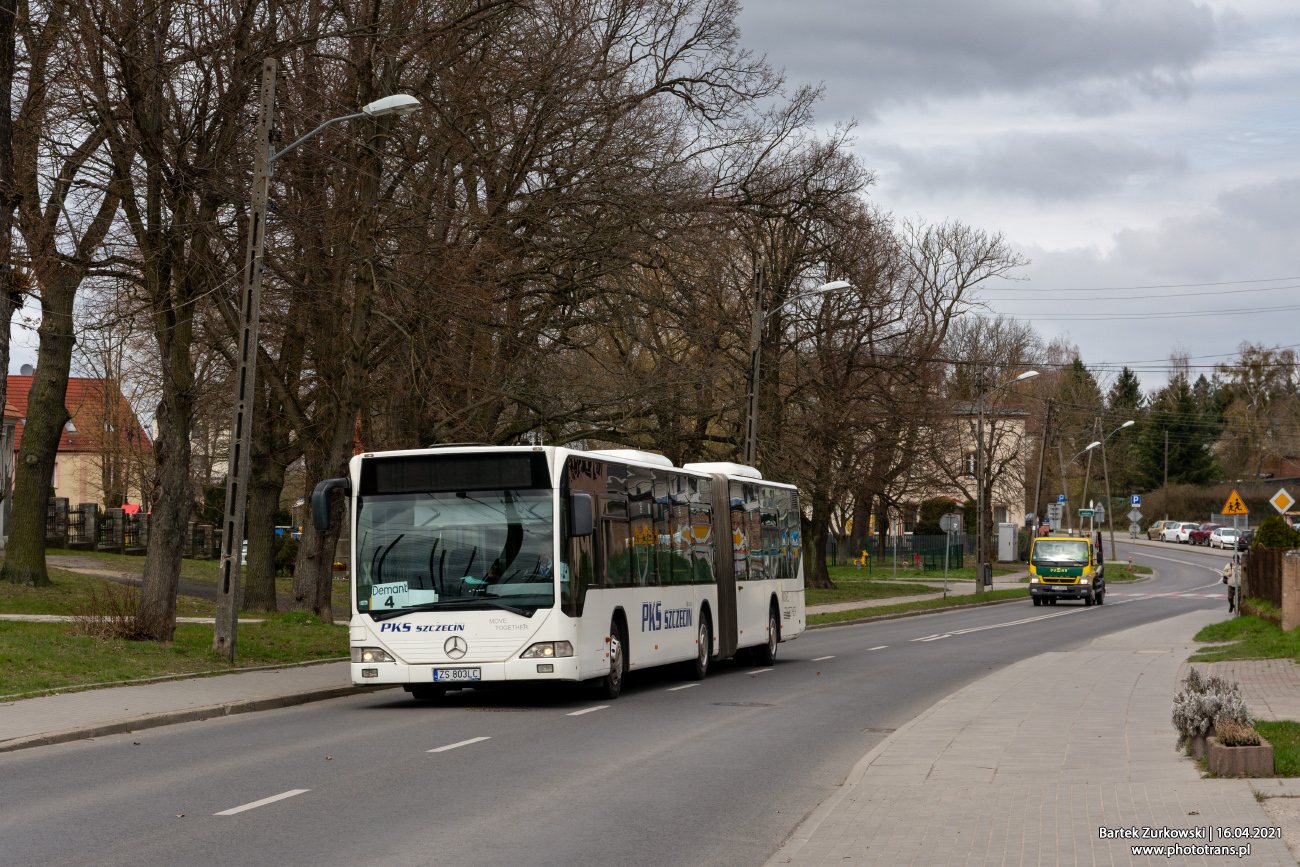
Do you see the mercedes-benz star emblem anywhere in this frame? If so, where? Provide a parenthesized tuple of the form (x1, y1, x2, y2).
(444, 636, 468, 659)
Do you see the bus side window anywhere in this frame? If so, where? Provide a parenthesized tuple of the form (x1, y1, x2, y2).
(630, 500, 656, 587)
(691, 479, 714, 584)
(603, 498, 630, 587)
(776, 489, 791, 580)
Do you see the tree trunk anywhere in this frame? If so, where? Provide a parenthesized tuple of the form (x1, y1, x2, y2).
(1, 279, 75, 586)
(136, 381, 194, 640)
(804, 492, 836, 589)
(244, 456, 284, 613)
(0, 0, 20, 444)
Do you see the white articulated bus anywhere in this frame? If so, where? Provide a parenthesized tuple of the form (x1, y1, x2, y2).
(312, 445, 806, 700)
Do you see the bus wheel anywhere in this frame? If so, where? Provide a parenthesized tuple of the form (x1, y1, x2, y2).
(407, 685, 446, 702)
(687, 617, 711, 680)
(599, 621, 627, 700)
(753, 605, 779, 666)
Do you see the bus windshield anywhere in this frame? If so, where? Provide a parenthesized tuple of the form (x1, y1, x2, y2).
(355, 490, 554, 616)
(1032, 539, 1089, 566)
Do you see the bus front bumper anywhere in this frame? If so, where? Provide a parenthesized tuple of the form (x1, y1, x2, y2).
(351, 656, 584, 687)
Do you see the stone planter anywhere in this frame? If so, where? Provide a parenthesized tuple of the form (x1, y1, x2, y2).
(1188, 733, 1210, 761)
(1207, 736, 1274, 777)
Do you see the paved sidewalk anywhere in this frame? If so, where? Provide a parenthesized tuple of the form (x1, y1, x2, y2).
(0, 614, 264, 624)
(0, 660, 367, 750)
(1180, 658, 1300, 722)
(766, 609, 1295, 866)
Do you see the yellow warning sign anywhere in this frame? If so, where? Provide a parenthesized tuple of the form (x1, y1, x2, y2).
(1221, 489, 1249, 516)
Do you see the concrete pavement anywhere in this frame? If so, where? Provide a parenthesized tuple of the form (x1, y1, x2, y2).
(766, 608, 1294, 866)
(0, 660, 372, 752)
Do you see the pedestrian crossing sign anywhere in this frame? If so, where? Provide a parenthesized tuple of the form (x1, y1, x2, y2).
(1221, 489, 1249, 516)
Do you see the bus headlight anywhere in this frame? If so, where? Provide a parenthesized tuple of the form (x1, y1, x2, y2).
(521, 641, 574, 659)
(352, 647, 395, 663)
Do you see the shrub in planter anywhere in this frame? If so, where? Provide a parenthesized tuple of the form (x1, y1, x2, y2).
(1171, 668, 1251, 754)
(1208, 718, 1273, 776)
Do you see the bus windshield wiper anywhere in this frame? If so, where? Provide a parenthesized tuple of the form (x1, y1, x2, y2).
(368, 597, 535, 621)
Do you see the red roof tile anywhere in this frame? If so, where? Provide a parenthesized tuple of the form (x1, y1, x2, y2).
(8, 375, 152, 454)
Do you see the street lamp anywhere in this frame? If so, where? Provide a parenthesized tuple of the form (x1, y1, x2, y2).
(743, 279, 853, 467)
(1057, 440, 1100, 535)
(214, 58, 422, 660)
(975, 369, 1038, 592)
(1099, 419, 1135, 558)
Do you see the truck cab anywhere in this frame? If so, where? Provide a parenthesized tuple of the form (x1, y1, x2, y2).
(1028, 535, 1105, 606)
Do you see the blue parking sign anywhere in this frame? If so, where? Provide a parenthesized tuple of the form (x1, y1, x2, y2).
(1057, 494, 1066, 504)
(1131, 494, 1141, 507)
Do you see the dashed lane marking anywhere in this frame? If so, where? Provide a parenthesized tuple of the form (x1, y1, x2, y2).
(812, 655, 835, 661)
(749, 668, 774, 675)
(868, 645, 888, 651)
(666, 683, 699, 691)
(428, 736, 492, 753)
(566, 705, 609, 716)
(214, 789, 309, 816)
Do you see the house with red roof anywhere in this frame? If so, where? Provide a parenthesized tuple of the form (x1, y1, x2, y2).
(7, 373, 153, 513)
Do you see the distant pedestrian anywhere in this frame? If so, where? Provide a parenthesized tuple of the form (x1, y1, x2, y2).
(1222, 560, 1239, 613)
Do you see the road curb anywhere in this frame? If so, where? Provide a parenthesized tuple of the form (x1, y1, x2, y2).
(807, 594, 1027, 630)
(0, 683, 398, 754)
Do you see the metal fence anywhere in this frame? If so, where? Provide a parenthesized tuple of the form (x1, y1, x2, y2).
(828, 534, 975, 571)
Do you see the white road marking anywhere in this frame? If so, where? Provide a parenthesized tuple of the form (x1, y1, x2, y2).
(214, 789, 309, 816)
(427, 736, 492, 753)
(567, 705, 609, 716)
(812, 655, 835, 661)
(868, 645, 888, 651)
(750, 668, 773, 674)
(666, 683, 699, 691)
(916, 634, 951, 642)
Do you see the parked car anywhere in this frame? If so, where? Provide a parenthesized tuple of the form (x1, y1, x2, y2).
(1238, 529, 1254, 550)
(1147, 520, 1174, 540)
(1162, 521, 1200, 543)
(1189, 523, 1222, 545)
(1209, 527, 1240, 549)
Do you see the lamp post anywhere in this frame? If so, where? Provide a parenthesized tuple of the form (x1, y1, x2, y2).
(1099, 418, 1135, 559)
(214, 62, 421, 660)
(1057, 440, 1100, 535)
(975, 369, 1038, 592)
(743, 278, 852, 468)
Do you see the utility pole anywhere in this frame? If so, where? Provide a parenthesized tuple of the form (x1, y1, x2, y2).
(1163, 429, 1169, 521)
(1058, 442, 1072, 534)
(1033, 399, 1052, 531)
(975, 365, 986, 593)
(215, 58, 276, 660)
(1080, 421, 1095, 516)
(1100, 416, 1116, 559)
(743, 271, 763, 468)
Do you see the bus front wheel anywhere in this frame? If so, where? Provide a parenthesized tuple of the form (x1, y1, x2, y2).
(407, 685, 446, 702)
(599, 621, 628, 700)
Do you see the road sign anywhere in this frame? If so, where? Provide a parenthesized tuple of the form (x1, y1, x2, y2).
(1127, 509, 1143, 523)
(939, 513, 962, 533)
(1057, 494, 1066, 504)
(1078, 508, 1094, 518)
(1221, 489, 1249, 516)
(1131, 494, 1141, 507)
(1270, 488, 1295, 515)
(1095, 505, 1105, 523)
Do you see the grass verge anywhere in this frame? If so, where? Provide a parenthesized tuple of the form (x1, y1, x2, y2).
(0, 612, 346, 698)
(1104, 563, 1153, 581)
(1254, 721, 1300, 776)
(0, 567, 214, 617)
(826, 564, 1019, 584)
(1189, 615, 1300, 662)
(807, 587, 1030, 626)
(806, 579, 949, 607)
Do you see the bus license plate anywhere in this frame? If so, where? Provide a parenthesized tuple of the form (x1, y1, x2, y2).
(433, 668, 481, 682)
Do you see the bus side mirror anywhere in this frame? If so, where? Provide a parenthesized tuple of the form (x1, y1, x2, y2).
(569, 492, 593, 538)
(312, 477, 352, 532)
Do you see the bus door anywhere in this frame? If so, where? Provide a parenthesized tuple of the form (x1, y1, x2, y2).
(708, 474, 738, 658)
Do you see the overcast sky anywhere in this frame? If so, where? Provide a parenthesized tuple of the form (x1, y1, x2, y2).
(738, 0, 1299, 392)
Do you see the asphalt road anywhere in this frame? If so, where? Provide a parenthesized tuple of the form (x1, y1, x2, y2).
(0, 540, 1230, 867)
